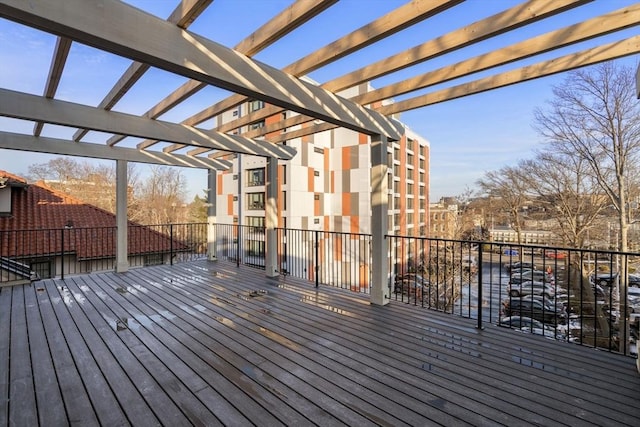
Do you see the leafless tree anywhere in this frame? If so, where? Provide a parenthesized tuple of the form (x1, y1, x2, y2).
(28, 157, 139, 216)
(534, 61, 640, 253)
(135, 166, 188, 224)
(519, 152, 608, 248)
(477, 166, 531, 244)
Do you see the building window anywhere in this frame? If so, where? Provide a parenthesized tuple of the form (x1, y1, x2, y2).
(282, 191, 286, 210)
(394, 196, 400, 210)
(247, 192, 265, 210)
(407, 198, 413, 209)
(407, 138, 414, 151)
(419, 158, 425, 169)
(314, 218, 320, 224)
(249, 100, 264, 112)
(247, 168, 265, 186)
(419, 171, 425, 183)
(394, 147, 400, 160)
(314, 171, 320, 177)
(393, 164, 400, 176)
(282, 165, 286, 185)
(250, 120, 265, 130)
(314, 147, 324, 154)
(407, 152, 414, 165)
(407, 183, 413, 194)
(247, 216, 265, 232)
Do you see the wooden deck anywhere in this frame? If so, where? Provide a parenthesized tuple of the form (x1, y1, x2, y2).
(1, 260, 639, 426)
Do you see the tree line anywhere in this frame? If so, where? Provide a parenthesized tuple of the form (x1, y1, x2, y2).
(28, 159, 208, 225)
(471, 62, 640, 253)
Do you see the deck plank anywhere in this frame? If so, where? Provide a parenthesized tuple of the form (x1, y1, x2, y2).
(65, 275, 190, 426)
(8, 285, 38, 426)
(43, 280, 130, 426)
(34, 279, 99, 426)
(2, 260, 640, 426)
(24, 283, 68, 426)
(0, 287, 13, 426)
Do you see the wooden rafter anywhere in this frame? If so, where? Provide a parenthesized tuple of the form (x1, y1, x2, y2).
(33, 36, 72, 137)
(0, 89, 298, 159)
(260, 35, 640, 144)
(353, 4, 640, 106)
(214, 0, 592, 143)
(376, 35, 640, 115)
(132, 0, 339, 151)
(245, 3, 640, 140)
(160, 0, 460, 154)
(0, 132, 231, 170)
(72, 0, 214, 142)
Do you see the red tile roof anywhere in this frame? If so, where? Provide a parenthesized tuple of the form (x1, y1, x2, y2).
(0, 170, 185, 259)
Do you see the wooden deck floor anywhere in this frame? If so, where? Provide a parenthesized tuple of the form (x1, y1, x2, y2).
(1, 260, 639, 426)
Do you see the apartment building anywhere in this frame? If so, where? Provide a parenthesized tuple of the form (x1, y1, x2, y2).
(215, 83, 430, 289)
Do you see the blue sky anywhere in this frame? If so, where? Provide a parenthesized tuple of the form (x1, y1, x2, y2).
(0, 0, 639, 201)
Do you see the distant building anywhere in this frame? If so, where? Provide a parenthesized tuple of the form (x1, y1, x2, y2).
(429, 198, 458, 240)
(215, 83, 430, 288)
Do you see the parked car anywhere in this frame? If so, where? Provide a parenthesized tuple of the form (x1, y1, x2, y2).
(504, 261, 537, 273)
(544, 249, 567, 259)
(502, 297, 566, 324)
(507, 280, 556, 298)
(591, 272, 618, 287)
(509, 269, 554, 285)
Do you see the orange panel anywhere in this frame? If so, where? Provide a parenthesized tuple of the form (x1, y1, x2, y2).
(342, 192, 351, 216)
(227, 194, 234, 215)
(324, 149, 330, 170)
(314, 197, 320, 216)
(330, 171, 335, 193)
(308, 168, 314, 192)
(350, 216, 359, 234)
(217, 174, 223, 195)
(342, 146, 350, 170)
(358, 133, 368, 145)
(324, 216, 330, 231)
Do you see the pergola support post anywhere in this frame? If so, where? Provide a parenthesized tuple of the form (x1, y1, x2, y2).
(265, 156, 279, 277)
(370, 134, 390, 306)
(115, 159, 129, 273)
(207, 169, 218, 261)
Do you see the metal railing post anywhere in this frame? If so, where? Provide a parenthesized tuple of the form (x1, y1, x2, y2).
(315, 230, 319, 288)
(476, 244, 483, 329)
(60, 228, 65, 280)
(169, 223, 174, 265)
(236, 224, 240, 268)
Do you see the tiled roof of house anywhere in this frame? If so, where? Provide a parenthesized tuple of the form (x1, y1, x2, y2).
(0, 170, 185, 259)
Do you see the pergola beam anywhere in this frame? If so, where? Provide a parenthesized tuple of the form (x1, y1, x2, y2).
(0, 131, 231, 169)
(213, 0, 592, 142)
(72, 0, 214, 142)
(159, 0, 460, 153)
(134, 0, 339, 151)
(33, 36, 72, 137)
(353, 3, 640, 106)
(0, 88, 298, 159)
(376, 35, 640, 116)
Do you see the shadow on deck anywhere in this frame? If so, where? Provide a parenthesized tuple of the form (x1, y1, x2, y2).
(1, 260, 638, 426)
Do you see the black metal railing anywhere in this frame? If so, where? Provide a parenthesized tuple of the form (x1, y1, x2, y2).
(0, 222, 207, 282)
(387, 235, 640, 356)
(3, 221, 638, 355)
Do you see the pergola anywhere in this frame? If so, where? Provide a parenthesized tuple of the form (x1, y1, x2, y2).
(0, 0, 638, 305)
